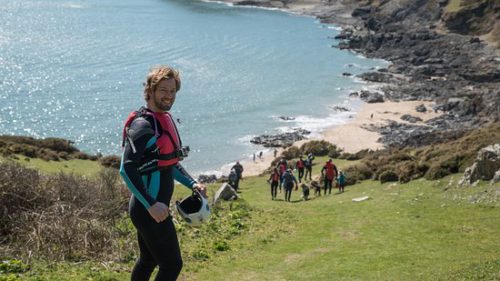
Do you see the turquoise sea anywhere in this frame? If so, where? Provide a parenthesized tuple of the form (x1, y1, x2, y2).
(0, 0, 388, 175)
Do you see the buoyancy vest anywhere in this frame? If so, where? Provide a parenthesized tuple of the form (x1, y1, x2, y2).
(279, 163, 287, 175)
(324, 162, 336, 180)
(271, 171, 280, 182)
(122, 108, 184, 174)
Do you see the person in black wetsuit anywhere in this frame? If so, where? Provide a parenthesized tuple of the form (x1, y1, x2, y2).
(231, 161, 244, 191)
(120, 65, 206, 281)
(282, 168, 298, 202)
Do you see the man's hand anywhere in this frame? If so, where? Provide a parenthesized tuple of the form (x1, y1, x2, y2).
(193, 183, 207, 198)
(148, 202, 170, 223)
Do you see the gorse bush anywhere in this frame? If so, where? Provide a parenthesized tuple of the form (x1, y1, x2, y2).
(0, 135, 98, 162)
(99, 155, 121, 169)
(300, 140, 341, 157)
(0, 161, 132, 261)
(269, 140, 343, 170)
(342, 122, 500, 183)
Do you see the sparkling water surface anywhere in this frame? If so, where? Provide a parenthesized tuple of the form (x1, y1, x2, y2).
(0, 0, 388, 175)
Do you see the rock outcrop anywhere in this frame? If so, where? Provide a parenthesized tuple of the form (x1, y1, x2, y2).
(250, 129, 310, 147)
(459, 144, 500, 185)
(213, 183, 239, 204)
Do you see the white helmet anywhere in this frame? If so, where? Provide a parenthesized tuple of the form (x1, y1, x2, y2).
(175, 189, 210, 226)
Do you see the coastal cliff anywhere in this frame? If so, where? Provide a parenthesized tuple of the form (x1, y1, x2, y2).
(226, 0, 500, 149)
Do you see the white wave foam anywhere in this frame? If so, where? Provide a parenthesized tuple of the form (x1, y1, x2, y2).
(200, 0, 282, 12)
(237, 134, 257, 143)
(324, 25, 342, 31)
(292, 112, 352, 136)
(62, 3, 84, 9)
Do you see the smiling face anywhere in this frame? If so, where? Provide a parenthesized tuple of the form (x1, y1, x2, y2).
(148, 78, 177, 112)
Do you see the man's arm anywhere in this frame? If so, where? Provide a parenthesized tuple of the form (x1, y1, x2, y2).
(173, 163, 197, 189)
(173, 163, 208, 198)
(119, 118, 157, 209)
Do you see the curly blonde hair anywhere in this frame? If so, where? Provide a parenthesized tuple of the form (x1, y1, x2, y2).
(143, 65, 181, 101)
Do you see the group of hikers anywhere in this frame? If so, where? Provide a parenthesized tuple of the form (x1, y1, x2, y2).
(267, 154, 346, 202)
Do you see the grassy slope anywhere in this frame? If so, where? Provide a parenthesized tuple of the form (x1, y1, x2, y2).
(6, 157, 500, 280)
(186, 157, 499, 281)
(2, 155, 103, 177)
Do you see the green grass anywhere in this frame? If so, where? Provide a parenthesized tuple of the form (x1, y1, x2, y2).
(5, 157, 500, 280)
(185, 172, 499, 281)
(2, 155, 103, 177)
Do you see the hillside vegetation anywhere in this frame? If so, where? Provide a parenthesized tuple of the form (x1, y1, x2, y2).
(1, 152, 499, 280)
(442, 0, 500, 46)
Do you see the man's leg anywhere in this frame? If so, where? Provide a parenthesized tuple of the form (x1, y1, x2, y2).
(131, 232, 156, 281)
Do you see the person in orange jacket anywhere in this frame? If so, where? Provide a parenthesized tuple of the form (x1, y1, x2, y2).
(295, 156, 305, 183)
(321, 159, 338, 195)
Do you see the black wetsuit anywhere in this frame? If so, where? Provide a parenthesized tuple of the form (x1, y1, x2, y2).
(120, 108, 196, 281)
(231, 163, 243, 191)
(282, 171, 297, 202)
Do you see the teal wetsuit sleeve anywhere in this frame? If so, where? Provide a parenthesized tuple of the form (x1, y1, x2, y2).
(119, 119, 157, 209)
(173, 163, 197, 189)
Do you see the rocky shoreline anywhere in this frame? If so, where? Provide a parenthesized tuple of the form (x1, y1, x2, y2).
(223, 0, 500, 150)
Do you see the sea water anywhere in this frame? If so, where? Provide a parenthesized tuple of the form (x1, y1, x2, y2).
(0, 0, 388, 175)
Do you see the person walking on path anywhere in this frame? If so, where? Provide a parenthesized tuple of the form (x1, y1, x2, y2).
(304, 157, 312, 181)
(276, 159, 288, 192)
(307, 152, 315, 165)
(273, 148, 278, 158)
(231, 161, 244, 191)
(282, 168, 298, 202)
(120, 65, 207, 281)
(321, 159, 338, 195)
(267, 167, 280, 200)
(337, 170, 346, 193)
(228, 168, 238, 190)
(295, 156, 305, 183)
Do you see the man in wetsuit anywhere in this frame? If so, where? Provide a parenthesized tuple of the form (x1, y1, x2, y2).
(282, 168, 298, 202)
(120, 65, 206, 281)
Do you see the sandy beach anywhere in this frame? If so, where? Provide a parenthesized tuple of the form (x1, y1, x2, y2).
(241, 100, 441, 177)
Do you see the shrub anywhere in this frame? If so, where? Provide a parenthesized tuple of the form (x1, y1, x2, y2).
(388, 152, 414, 162)
(379, 170, 399, 183)
(300, 140, 337, 156)
(38, 149, 59, 161)
(281, 146, 301, 160)
(344, 164, 373, 185)
(39, 137, 79, 153)
(327, 148, 342, 158)
(339, 149, 373, 160)
(74, 151, 91, 160)
(425, 165, 451, 180)
(58, 151, 69, 160)
(100, 155, 121, 169)
(0, 161, 131, 261)
(425, 154, 463, 180)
